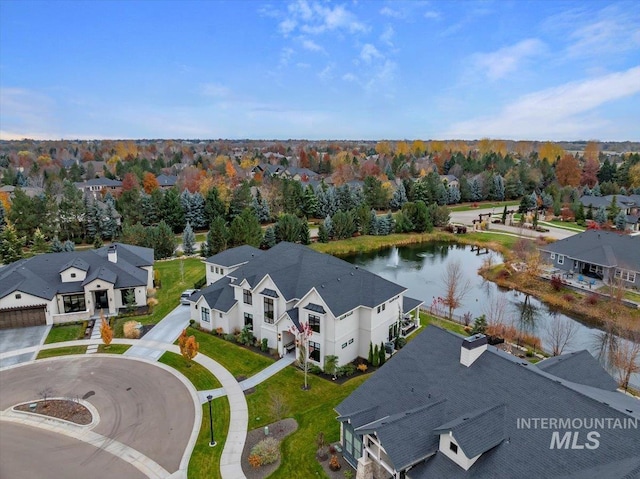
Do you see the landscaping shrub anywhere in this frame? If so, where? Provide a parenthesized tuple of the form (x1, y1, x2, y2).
(250, 437, 280, 466)
(496, 268, 511, 279)
(248, 454, 262, 468)
(563, 293, 575, 303)
(329, 455, 341, 471)
(261, 338, 268, 352)
(550, 275, 564, 291)
(342, 363, 357, 376)
(357, 363, 368, 372)
(586, 293, 599, 305)
(123, 320, 141, 339)
(215, 327, 224, 336)
(194, 276, 206, 289)
(309, 365, 323, 374)
(372, 344, 380, 367)
(224, 333, 236, 342)
(395, 337, 407, 349)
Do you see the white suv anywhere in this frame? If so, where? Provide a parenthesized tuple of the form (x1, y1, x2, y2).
(180, 289, 196, 305)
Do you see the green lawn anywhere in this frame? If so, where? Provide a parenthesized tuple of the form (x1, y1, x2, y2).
(449, 200, 519, 212)
(44, 323, 84, 344)
(245, 367, 368, 478)
(159, 351, 222, 390)
(97, 344, 131, 354)
(114, 257, 204, 337)
(419, 312, 467, 335)
(539, 220, 585, 232)
(463, 231, 520, 250)
(189, 329, 275, 378)
(37, 346, 87, 359)
(188, 398, 230, 479)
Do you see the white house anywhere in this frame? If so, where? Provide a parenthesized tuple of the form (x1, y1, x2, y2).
(190, 243, 423, 368)
(0, 244, 154, 329)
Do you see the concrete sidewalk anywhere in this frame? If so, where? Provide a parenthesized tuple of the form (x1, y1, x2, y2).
(124, 305, 190, 360)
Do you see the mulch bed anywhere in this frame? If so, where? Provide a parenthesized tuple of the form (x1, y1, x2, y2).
(14, 399, 92, 425)
(241, 418, 298, 479)
(318, 445, 354, 479)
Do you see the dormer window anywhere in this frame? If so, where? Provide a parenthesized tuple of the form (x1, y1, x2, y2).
(15, 293, 21, 299)
(450, 442, 458, 454)
(71, 273, 76, 278)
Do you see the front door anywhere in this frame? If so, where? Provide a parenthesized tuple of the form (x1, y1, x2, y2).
(94, 290, 109, 310)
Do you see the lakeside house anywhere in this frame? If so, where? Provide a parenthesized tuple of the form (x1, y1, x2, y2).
(75, 177, 123, 199)
(189, 243, 423, 366)
(580, 195, 640, 231)
(538, 230, 640, 289)
(336, 326, 640, 478)
(0, 244, 154, 328)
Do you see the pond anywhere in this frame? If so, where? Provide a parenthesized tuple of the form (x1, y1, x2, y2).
(342, 242, 639, 389)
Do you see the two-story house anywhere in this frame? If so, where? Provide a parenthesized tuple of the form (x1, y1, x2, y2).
(190, 243, 423, 367)
(0, 244, 153, 329)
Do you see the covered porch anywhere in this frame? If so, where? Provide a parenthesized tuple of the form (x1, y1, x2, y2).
(399, 296, 423, 338)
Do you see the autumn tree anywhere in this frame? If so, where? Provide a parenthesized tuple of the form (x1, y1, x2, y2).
(178, 329, 199, 366)
(555, 154, 581, 187)
(581, 157, 600, 187)
(613, 335, 640, 392)
(538, 142, 565, 164)
(441, 260, 472, 320)
(545, 316, 578, 356)
(100, 311, 113, 348)
(375, 141, 392, 156)
(583, 140, 600, 162)
(122, 172, 139, 192)
(142, 172, 159, 194)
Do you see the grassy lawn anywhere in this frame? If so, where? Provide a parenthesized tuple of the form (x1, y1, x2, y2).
(114, 257, 204, 337)
(44, 323, 84, 344)
(37, 346, 87, 359)
(159, 351, 222, 390)
(245, 367, 368, 478)
(188, 398, 230, 479)
(597, 286, 640, 304)
(539, 220, 585, 232)
(449, 200, 519, 212)
(419, 312, 467, 335)
(97, 344, 131, 354)
(189, 328, 275, 378)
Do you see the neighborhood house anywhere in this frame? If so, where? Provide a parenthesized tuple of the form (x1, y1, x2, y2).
(539, 230, 640, 289)
(189, 242, 423, 367)
(336, 326, 640, 479)
(0, 244, 154, 329)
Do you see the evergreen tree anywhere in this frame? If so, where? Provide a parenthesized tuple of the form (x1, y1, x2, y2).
(331, 210, 355, 239)
(274, 213, 303, 243)
(100, 201, 119, 240)
(182, 221, 196, 255)
(615, 211, 627, 231)
(0, 223, 24, 263)
(594, 205, 608, 225)
(93, 235, 104, 249)
(140, 191, 161, 226)
(317, 223, 329, 243)
(261, 226, 277, 249)
(162, 188, 185, 233)
(368, 210, 379, 235)
(575, 203, 585, 224)
(190, 192, 206, 229)
(117, 188, 143, 225)
(63, 240, 75, 252)
(469, 178, 482, 201)
(471, 315, 487, 335)
(50, 236, 64, 252)
(302, 185, 319, 218)
(379, 342, 386, 366)
(205, 216, 228, 256)
(502, 205, 508, 224)
(84, 197, 100, 240)
(447, 184, 461, 204)
(592, 184, 602, 196)
(31, 228, 48, 254)
(368, 342, 374, 364)
(204, 187, 226, 224)
(372, 343, 380, 367)
(389, 182, 408, 210)
(252, 191, 271, 223)
(228, 182, 252, 220)
(228, 209, 262, 247)
(299, 220, 310, 245)
(323, 215, 333, 239)
(153, 221, 176, 259)
(0, 202, 6, 233)
(608, 195, 621, 222)
(586, 205, 594, 220)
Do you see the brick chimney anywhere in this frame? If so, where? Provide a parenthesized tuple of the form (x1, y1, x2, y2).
(108, 244, 117, 263)
(460, 334, 487, 367)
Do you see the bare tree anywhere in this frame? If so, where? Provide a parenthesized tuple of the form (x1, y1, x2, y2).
(546, 316, 578, 356)
(592, 323, 619, 376)
(484, 294, 509, 326)
(268, 391, 289, 423)
(613, 334, 640, 393)
(441, 259, 472, 320)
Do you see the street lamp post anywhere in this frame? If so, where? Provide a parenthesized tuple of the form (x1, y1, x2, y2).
(207, 394, 216, 447)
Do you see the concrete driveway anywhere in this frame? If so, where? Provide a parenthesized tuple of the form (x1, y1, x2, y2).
(0, 325, 50, 368)
(125, 304, 191, 360)
(0, 356, 196, 477)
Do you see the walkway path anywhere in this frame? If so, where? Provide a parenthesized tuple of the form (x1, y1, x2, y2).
(125, 305, 190, 360)
(1, 336, 296, 479)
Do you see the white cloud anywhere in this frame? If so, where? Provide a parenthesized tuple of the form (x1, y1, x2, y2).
(424, 10, 440, 19)
(318, 63, 335, 82)
(342, 73, 357, 82)
(201, 82, 231, 98)
(445, 66, 640, 140)
(301, 38, 325, 53)
(279, 47, 295, 67)
(473, 38, 546, 80)
(380, 25, 394, 46)
(380, 7, 403, 19)
(360, 43, 383, 63)
(276, 1, 368, 36)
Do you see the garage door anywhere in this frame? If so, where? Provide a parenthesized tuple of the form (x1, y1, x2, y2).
(0, 306, 47, 329)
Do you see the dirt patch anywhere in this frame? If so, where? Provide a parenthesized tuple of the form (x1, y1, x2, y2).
(14, 399, 92, 425)
(241, 418, 297, 479)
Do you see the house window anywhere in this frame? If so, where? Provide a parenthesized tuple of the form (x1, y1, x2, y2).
(201, 307, 210, 323)
(309, 341, 320, 362)
(244, 313, 253, 329)
(219, 312, 222, 318)
(550, 253, 556, 260)
(342, 342, 347, 349)
(377, 306, 381, 313)
(589, 264, 603, 275)
(349, 338, 354, 344)
(309, 314, 320, 333)
(449, 442, 458, 454)
(615, 269, 636, 282)
(220, 268, 224, 275)
(243, 289, 252, 305)
(15, 293, 21, 299)
(210, 266, 214, 272)
(63, 294, 86, 313)
(71, 273, 76, 278)
(382, 303, 386, 311)
(557, 255, 564, 265)
(264, 298, 274, 324)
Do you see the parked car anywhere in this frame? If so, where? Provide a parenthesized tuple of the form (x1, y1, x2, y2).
(180, 289, 196, 305)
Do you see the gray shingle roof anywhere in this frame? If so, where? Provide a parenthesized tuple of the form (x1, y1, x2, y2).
(206, 245, 262, 267)
(191, 277, 237, 313)
(433, 404, 505, 458)
(285, 308, 300, 330)
(59, 257, 90, 273)
(537, 350, 618, 391)
(156, 174, 177, 187)
(540, 230, 640, 271)
(229, 242, 406, 317)
(336, 326, 640, 479)
(304, 303, 326, 314)
(403, 296, 423, 314)
(260, 288, 279, 298)
(0, 244, 152, 301)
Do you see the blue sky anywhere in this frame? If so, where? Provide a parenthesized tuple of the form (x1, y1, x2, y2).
(1, 0, 639, 141)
